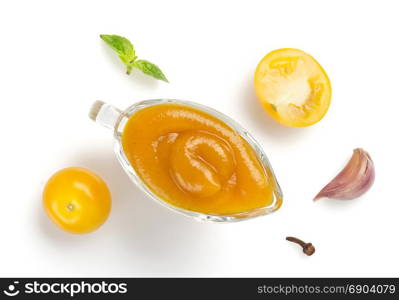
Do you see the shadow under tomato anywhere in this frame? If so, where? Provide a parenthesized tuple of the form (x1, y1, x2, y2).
(37, 146, 214, 272)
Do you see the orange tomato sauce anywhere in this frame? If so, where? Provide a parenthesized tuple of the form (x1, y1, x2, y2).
(121, 104, 274, 215)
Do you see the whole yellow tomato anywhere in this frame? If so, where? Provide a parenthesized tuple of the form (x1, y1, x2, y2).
(254, 48, 331, 127)
(43, 167, 111, 234)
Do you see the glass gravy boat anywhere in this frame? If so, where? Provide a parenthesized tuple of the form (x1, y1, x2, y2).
(89, 99, 282, 222)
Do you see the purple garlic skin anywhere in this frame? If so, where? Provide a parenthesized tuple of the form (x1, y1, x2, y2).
(314, 148, 375, 200)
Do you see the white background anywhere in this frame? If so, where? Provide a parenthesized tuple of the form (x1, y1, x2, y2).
(0, 0, 398, 277)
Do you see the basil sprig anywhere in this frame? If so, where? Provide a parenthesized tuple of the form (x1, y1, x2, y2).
(100, 34, 168, 82)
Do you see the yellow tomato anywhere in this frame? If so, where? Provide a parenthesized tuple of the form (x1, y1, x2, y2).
(254, 48, 331, 127)
(43, 167, 111, 234)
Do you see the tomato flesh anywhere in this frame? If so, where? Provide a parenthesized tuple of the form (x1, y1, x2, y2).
(254, 48, 331, 127)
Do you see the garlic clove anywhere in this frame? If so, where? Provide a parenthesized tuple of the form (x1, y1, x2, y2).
(314, 148, 375, 200)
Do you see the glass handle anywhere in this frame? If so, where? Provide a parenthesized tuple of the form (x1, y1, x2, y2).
(89, 100, 122, 130)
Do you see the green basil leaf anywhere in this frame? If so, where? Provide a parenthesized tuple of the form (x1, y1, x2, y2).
(100, 34, 135, 60)
(134, 59, 168, 82)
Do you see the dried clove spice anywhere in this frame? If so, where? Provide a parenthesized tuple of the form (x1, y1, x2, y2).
(286, 236, 315, 256)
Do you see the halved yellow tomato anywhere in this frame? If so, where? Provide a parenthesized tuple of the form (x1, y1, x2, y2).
(254, 48, 331, 127)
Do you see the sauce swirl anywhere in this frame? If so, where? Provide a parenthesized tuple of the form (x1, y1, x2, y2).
(122, 104, 274, 215)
